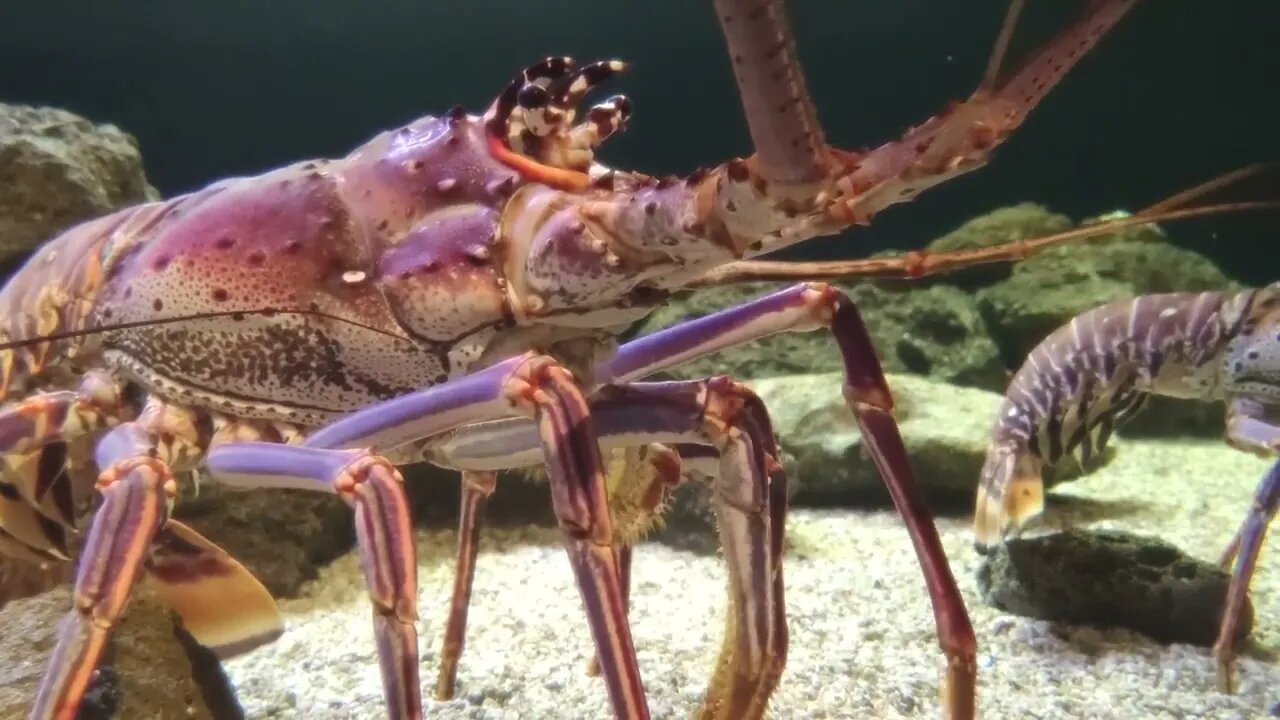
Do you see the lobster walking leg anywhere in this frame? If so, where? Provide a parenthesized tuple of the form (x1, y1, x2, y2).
(1214, 398, 1280, 692)
(428, 379, 789, 720)
(30, 414, 182, 720)
(1214, 458, 1280, 693)
(209, 352, 651, 720)
(0, 371, 128, 558)
(436, 469, 495, 700)
(209, 443, 421, 718)
(596, 281, 977, 720)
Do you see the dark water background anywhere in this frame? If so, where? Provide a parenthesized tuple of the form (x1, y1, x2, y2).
(2, 0, 1276, 284)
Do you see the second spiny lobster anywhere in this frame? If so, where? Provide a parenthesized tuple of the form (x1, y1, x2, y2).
(974, 283, 1280, 695)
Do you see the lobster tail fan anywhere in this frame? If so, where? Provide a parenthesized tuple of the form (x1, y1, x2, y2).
(973, 441, 1044, 548)
(144, 520, 284, 659)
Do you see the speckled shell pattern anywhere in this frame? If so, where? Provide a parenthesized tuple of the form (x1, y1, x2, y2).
(0, 113, 598, 426)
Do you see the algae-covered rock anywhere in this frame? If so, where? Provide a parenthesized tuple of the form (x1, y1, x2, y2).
(0, 104, 158, 263)
(748, 372, 1003, 508)
(977, 239, 1237, 366)
(635, 280, 1007, 391)
(0, 586, 231, 719)
(976, 528, 1251, 647)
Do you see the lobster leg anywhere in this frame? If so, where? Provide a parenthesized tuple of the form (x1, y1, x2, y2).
(427, 379, 789, 720)
(436, 469, 496, 701)
(1214, 458, 1280, 694)
(1214, 399, 1280, 693)
(30, 413, 182, 719)
(596, 282, 976, 720)
(0, 371, 129, 558)
(208, 443, 421, 719)
(208, 352, 651, 720)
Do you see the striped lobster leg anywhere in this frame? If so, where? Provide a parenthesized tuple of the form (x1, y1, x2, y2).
(0, 371, 126, 562)
(424, 280, 977, 719)
(208, 352, 651, 720)
(29, 399, 282, 720)
(1212, 287, 1280, 692)
(434, 443, 692, 700)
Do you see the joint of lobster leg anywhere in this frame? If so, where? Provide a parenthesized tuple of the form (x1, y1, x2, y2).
(31, 456, 173, 720)
(827, 292, 977, 720)
(699, 378, 788, 720)
(333, 453, 421, 720)
(1212, 458, 1280, 695)
(502, 355, 650, 720)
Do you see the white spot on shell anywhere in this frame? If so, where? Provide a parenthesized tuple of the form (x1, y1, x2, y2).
(1159, 307, 1179, 319)
(341, 270, 367, 284)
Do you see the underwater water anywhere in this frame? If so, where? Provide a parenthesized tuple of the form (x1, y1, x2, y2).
(0, 2, 1278, 719)
(1, 1, 1277, 282)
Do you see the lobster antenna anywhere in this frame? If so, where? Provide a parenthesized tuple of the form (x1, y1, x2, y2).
(980, 0, 1028, 95)
(1136, 162, 1279, 216)
(0, 308, 414, 352)
(694, 200, 1279, 285)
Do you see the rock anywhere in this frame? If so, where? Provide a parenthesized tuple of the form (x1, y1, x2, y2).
(0, 103, 158, 265)
(0, 558, 72, 609)
(0, 586, 232, 719)
(0, 105, 158, 605)
(976, 239, 1237, 367)
(634, 280, 1007, 391)
(976, 528, 1252, 647)
(747, 372, 1003, 509)
(176, 485, 356, 599)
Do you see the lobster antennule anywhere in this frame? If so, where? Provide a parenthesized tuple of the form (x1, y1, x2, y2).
(699, 199, 1280, 285)
(711, 0, 829, 187)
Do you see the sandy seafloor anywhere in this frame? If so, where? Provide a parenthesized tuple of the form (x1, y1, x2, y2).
(224, 438, 1280, 719)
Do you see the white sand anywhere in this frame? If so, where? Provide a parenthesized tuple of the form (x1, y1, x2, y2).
(225, 438, 1280, 719)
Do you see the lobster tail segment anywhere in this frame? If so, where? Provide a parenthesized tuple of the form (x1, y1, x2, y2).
(973, 440, 1044, 548)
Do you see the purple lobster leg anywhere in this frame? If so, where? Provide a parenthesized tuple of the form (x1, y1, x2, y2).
(207, 444, 420, 719)
(31, 417, 179, 719)
(1214, 458, 1280, 693)
(436, 469, 496, 701)
(427, 379, 789, 720)
(596, 281, 977, 719)
(207, 351, 650, 720)
(1214, 399, 1280, 692)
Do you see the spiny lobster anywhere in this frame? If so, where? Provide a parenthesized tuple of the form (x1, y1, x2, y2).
(974, 283, 1280, 696)
(0, 1, 1268, 718)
